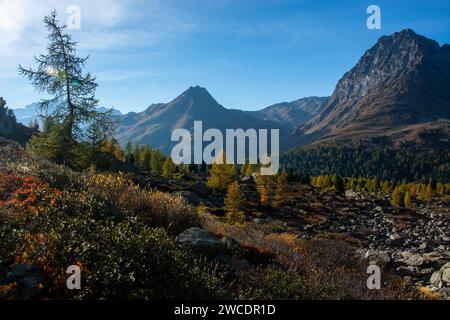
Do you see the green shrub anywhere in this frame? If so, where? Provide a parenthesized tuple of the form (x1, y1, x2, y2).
(0, 157, 221, 300)
(3, 198, 224, 300)
(0, 217, 21, 273)
(236, 268, 307, 300)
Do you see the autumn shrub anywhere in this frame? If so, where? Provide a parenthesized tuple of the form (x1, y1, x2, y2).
(0, 151, 220, 299)
(236, 267, 307, 300)
(0, 137, 31, 165)
(0, 139, 415, 300)
(3, 151, 198, 235)
(87, 173, 197, 234)
(0, 171, 62, 219)
(226, 211, 246, 226)
(29, 160, 85, 191)
(1, 188, 224, 300)
(0, 217, 20, 275)
(201, 214, 413, 300)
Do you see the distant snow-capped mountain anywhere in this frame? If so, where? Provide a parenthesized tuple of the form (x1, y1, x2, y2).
(13, 103, 122, 127)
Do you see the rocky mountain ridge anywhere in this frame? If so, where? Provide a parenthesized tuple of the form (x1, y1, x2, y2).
(294, 29, 450, 148)
(115, 86, 324, 152)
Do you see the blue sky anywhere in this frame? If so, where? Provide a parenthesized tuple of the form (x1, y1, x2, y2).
(1, 0, 449, 113)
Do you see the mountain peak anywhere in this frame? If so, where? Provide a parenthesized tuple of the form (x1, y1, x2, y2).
(325, 29, 445, 106)
(174, 86, 220, 107)
(384, 28, 423, 41)
(294, 29, 450, 147)
(184, 85, 210, 96)
(378, 28, 440, 53)
(397, 28, 416, 36)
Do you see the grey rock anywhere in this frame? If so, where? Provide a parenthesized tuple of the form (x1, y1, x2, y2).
(176, 191, 201, 206)
(439, 287, 450, 299)
(190, 182, 209, 197)
(396, 266, 421, 278)
(241, 176, 254, 183)
(214, 252, 232, 264)
(221, 236, 241, 250)
(0, 264, 44, 300)
(404, 254, 425, 267)
(420, 268, 434, 275)
(429, 262, 450, 289)
(254, 217, 272, 224)
(423, 252, 448, 266)
(365, 250, 392, 267)
(238, 259, 251, 270)
(176, 227, 226, 254)
(390, 233, 403, 241)
(345, 190, 357, 198)
(443, 264, 450, 283)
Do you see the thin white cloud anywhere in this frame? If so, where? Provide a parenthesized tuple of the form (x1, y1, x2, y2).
(0, 0, 198, 89)
(0, 0, 199, 53)
(0, 0, 29, 44)
(0, 0, 132, 53)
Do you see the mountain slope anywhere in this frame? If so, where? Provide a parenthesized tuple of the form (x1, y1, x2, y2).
(16, 89, 327, 153)
(0, 97, 34, 144)
(294, 29, 450, 148)
(115, 86, 284, 153)
(247, 96, 328, 129)
(13, 103, 122, 127)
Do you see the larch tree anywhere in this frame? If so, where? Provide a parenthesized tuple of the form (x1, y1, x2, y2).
(274, 172, 289, 207)
(19, 11, 112, 166)
(240, 162, 249, 176)
(381, 181, 391, 193)
(332, 175, 345, 194)
(424, 181, 433, 200)
(404, 192, 411, 208)
(141, 145, 152, 171)
(207, 152, 236, 190)
(255, 174, 274, 205)
(391, 187, 403, 207)
(133, 144, 143, 167)
(162, 157, 175, 178)
(151, 150, 165, 174)
(125, 140, 135, 164)
(224, 181, 246, 225)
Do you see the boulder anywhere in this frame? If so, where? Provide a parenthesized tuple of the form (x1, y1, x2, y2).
(365, 250, 392, 267)
(176, 227, 226, 254)
(221, 236, 241, 250)
(190, 182, 209, 197)
(396, 266, 421, 278)
(374, 206, 383, 212)
(176, 191, 201, 206)
(404, 254, 425, 267)
(399, 251, 414, 260)
(423, 252, 448, 266)
(241, 176, 254, 183)
(0, 264, 44, 300)
(430, 262, 450, 289)
(389, 233, 403, 241)
(254, 217, 272, 225)
(420, 268, 434, 276)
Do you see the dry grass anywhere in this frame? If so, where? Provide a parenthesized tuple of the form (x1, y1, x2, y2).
(86, 173, 198, 234)
(201, 213, 416, 300)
